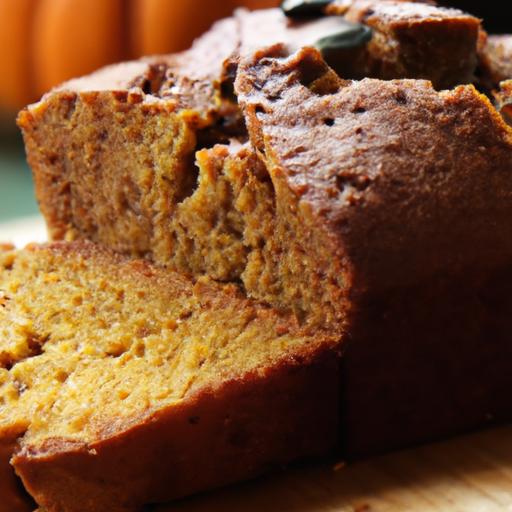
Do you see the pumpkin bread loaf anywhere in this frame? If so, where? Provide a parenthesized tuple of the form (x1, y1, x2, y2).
(0, 241, 338, 512)
(19, 30, 512, 451)
(18, 4, 488, 328)
(11, 2, 512, 511)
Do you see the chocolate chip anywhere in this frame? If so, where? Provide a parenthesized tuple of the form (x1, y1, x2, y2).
(281, 0, 331, 19)
(315, 21, 372, 53)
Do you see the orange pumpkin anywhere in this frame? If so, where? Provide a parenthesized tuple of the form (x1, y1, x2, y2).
(32, 0, 126, 99)
(130, 0, 236, 58)
(0, 0, 34, 114)
(0, 0, 279, 114)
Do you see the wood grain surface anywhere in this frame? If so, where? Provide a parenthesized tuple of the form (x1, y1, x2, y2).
(159, 426, 512, 512)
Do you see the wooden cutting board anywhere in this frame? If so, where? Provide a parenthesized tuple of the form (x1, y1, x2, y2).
(159, 426, 512, 512)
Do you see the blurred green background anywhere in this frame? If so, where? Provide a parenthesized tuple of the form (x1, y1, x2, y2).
(0, 123, 39, 224)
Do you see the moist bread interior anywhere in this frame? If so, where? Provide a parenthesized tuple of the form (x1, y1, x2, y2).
(0, 243, 333, 447)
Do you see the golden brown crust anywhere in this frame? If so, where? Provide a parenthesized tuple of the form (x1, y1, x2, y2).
(339, 264, 512, 456)
(235, 45, 512, 296)
(44, 16, 240, 116)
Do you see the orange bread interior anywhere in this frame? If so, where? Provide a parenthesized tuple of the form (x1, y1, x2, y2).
(0, 242, 336, 449)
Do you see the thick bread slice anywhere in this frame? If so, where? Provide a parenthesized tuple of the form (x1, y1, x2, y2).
(0, 241, 339, 512)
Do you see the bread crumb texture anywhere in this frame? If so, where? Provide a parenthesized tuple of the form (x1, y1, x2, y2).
(0, 242, 332, 447)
